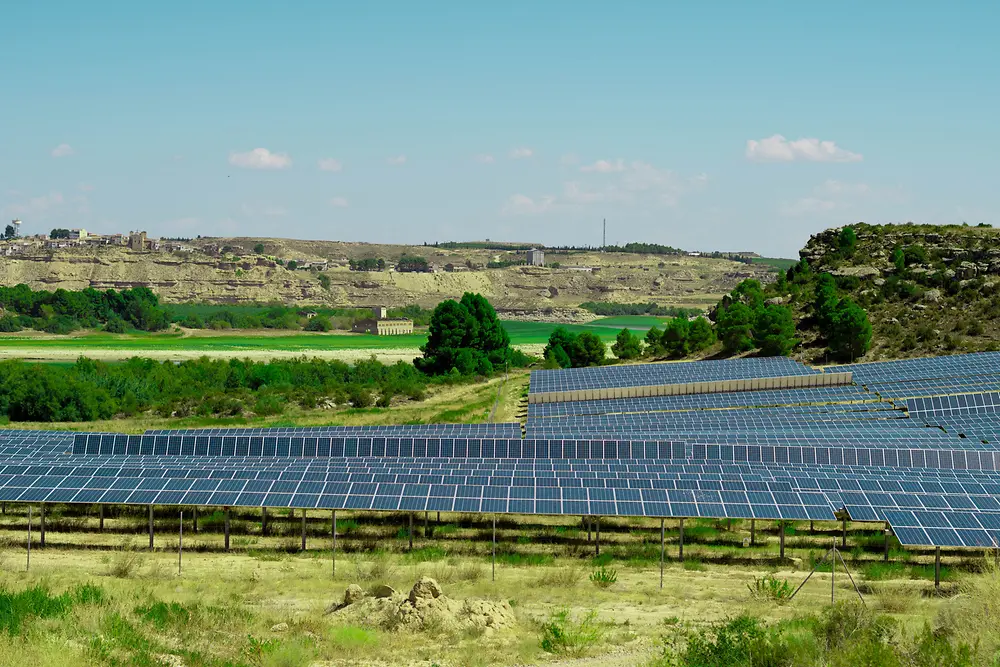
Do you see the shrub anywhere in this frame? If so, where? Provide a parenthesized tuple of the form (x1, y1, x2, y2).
(539, 609, 604, 655)
(589, 567, 618, 588)
(747, 575, 793, 604)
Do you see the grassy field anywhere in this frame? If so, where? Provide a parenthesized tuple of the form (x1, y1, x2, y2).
(0, 318, 666, 363)
(1, 505, 996, 666)
(751, 257, 798, 272)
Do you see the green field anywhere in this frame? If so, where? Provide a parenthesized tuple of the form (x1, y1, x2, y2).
(0, 317, 665, 354)
(752, 256, 798, 272)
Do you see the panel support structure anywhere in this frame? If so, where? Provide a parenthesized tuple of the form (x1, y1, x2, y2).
(678, 518, 685, 561)
(659, 519, 665, 589)
(408, 512, 414, 550)
(261, 507, 267, 536)
(332, 510, 337, 578)
(935, 547, 941, 589)
(750, 519, 755, 545)
(595, 516, 600, 557)
(148, 505, 154, 551)
(779, 523, 785, 560)
(99, 504, 104, 532)
(301, 511, 307, 551)
(224, 507, 231, 552)
(841, 518, 847, 549)
(40, 503, 46, 548)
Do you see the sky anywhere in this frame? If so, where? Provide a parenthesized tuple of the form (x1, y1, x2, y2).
(1, 1, 997, 258)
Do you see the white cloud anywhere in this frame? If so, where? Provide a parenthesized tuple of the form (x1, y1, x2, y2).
(229, 148, 292, 169)
(502, 194, 554, 215)
(505, 162, 707, 215)
(509, 147, 533, 159)
(580, 159, 626, 173)
(779, 179, 902, 217)
(318, 158, 343, 172)
(475, 154, 495, 164)
(560, 153, 579, 166)
(329, 197, 349, 208)
(51, 143, 74, 157)
(746, 134, 863, 163)
(241, 203, 288, 217)
(387, 155, 407, 165)
(4, 191, 64, 216)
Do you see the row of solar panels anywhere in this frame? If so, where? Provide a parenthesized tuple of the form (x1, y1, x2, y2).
(529, 356, 819, 394)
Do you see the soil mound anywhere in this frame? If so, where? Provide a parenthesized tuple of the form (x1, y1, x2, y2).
(326, 577, 515, 635)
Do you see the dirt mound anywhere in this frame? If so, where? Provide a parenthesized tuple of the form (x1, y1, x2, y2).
(326, 577, 515, 635)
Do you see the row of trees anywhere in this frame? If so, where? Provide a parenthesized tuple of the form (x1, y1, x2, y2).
(0, 285, 170, 333)
(645, 317, 716, 358)
(579, 302, 702, 318)
(349, 258, 386, 272)
(0, 356, 430, 422)
(712, 280, 798, 356)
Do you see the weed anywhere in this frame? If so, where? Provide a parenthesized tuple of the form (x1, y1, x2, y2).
(135, 600, 191, 630)
(72, 583, 108, 605)
(591, 553, 614, 567)
(329, 625, 379, 655)
(107, 542, 145, 578)
(353, 552, 396, 583)
(539, 609, 604, 656)
(683, 559, 706, 572)
(537, 566, 583, 587)
(871, 583, 919, 613)
(747, 575, 793, 604)
(0, 585, 73, 634)
(589, 567, 618, 589)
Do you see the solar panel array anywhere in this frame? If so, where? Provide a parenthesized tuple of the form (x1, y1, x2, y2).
(529, 356, 819, 393)
(3, 352, 1000, 549)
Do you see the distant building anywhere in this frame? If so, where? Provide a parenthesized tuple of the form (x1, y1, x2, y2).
(68, 228, 88, 240)
(527, 248, 545, 266)
(352, 305, 413, 335)
(128, 231, 148, 251)
(352, 318, 414, 335)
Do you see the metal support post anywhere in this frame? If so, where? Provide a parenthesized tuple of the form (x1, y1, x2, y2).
(935, 547, 941, 589)
(595, 516, 600, 556)
(492, 515, 496, 582)
(99, 504, 105, 532)
(751, 519, 756, 545)
(178, 510, 183, 576)
(587, 516, 591, 542)
(26, 506, 32, 572)
(40, 503, 46, 548)
(841, 517, 847, 549)
(193, 507, 198, 533)
(678, 518, 685, 561)
(148, 505, 154, 551)
(424, 511, 429, 538)
(224, 507, 231, 551)
(659, 518, 665, 589)
(261, 507, 268, 536)
(301, 510, 307, 551)
(332, 510, 337, 578)
(884, 523, 890, 562)
(780, 523, 786, 559)
(408, 512, 414, 550)
(831, 539, 836, 604)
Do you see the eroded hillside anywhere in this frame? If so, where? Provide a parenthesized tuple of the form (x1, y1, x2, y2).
(0, 238, 773, 314)
(793, 223, 1000, 360)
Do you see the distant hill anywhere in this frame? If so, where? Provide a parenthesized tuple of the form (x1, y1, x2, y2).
(0, 237, 775, 317)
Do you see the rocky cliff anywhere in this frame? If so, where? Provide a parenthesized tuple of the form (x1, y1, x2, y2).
(0, 238, 774, 312)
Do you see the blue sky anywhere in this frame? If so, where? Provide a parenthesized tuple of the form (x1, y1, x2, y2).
(1, 1, 997, 257)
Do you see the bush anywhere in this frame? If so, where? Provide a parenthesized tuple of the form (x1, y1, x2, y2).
(0, 315, 22, 332)
(589, 567, 618, 589)
(539, 609, 604, 656)
(746, 575, 793, 603)
(102, 317, 129, 333)
(304, 316, 332, 332)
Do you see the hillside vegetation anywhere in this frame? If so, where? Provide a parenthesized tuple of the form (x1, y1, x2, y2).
(770, 223, 1000, 362)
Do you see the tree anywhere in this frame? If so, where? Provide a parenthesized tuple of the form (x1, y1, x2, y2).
(660, 317, 690, 358)
(545, 345, 572, 369)
(570, 332, 606, 367)
(3, 224, 14, 240)
(415, 294, 514, 375)
(891, 245, 905, 272)
(304, 316, 332, 332)
(827, 298, 872, 362)
(318, 273, 331, 290)
(837, 226, 857, 257)
(459, 292, 511, 366)
(286, 260, 298, 271)
(687, 317, 716, 352)
(253, 243, 265, 254)
(544, 327, 577, 363)
(611, 328, 641, 360)
(643, 326, 663, 356)
(716, 303, 754, 354)
(732, 279, 765, 311)
(753, 304, 797, 356)
(50, 228, 70, 240)
(812, 274, 839, 329)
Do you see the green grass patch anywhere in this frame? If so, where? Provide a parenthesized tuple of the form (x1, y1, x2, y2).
(495, 551, 555, 567)
(0, 585, 74, 634)
(405, 546, 449, 562)
(683, 558, 707, 571)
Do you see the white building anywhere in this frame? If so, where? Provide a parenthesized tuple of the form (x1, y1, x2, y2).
(68, 228, 88, 240)
(527, 248, 545, 266)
